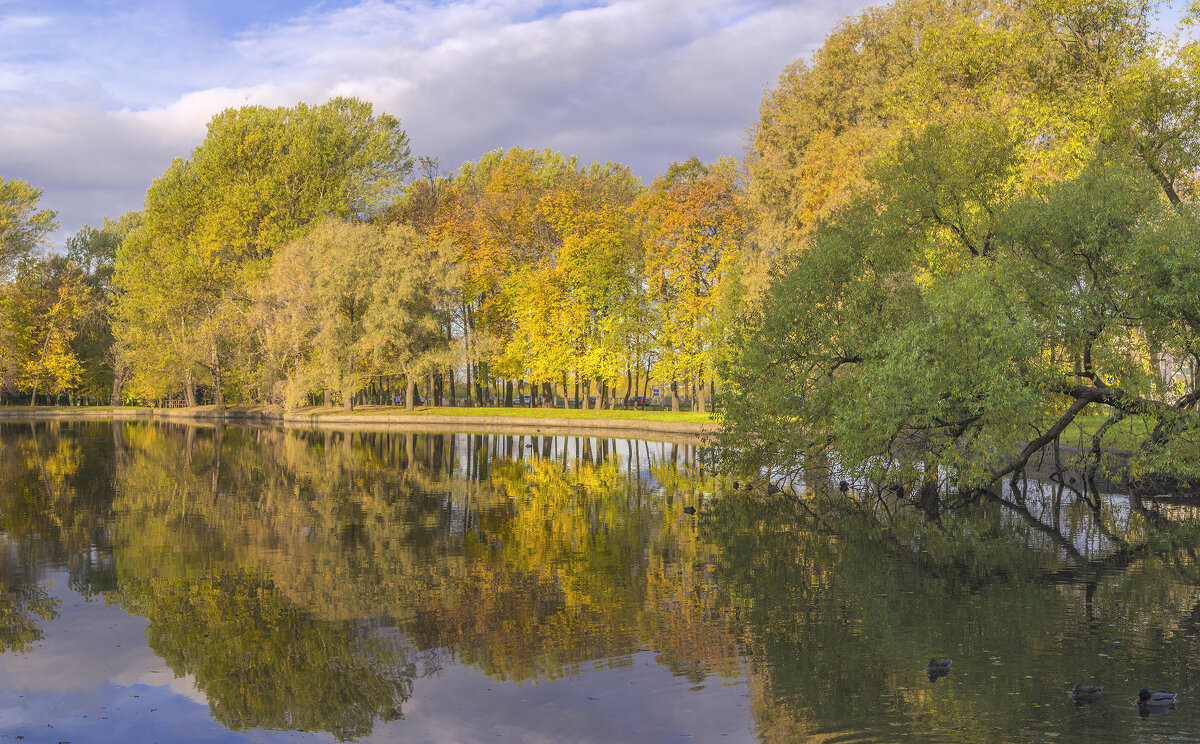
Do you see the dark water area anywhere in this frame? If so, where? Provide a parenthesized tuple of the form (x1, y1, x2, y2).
(1, 420, 1200, 742)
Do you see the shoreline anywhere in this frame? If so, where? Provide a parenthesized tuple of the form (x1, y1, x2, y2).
(0, 405, 719, 440)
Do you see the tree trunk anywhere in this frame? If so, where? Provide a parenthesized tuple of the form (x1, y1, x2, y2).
(624, 369, 632, 408)
(670, 380, 680, 412)
(406, 377, 416, 411)
(697, 375, 707, 413)
(448, 367, 457, 407)
(111, 370, 124, 407)
(184, 368, 197, 408)
(29, 328, 54, 407)
(210, 342, 224, 410)
(918, 462, 941, 523)
(505, 379, 514, 407)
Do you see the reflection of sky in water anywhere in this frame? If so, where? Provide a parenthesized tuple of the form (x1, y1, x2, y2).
(997, 477, 1200, 561)
(0, 571, 756, 743)
(998, 479, 1129, 559)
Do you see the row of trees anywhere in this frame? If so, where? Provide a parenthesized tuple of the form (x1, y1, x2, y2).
(1, 99, 749, 411)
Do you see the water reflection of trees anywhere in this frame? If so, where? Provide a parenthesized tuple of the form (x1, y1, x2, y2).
(114, 566, 414, 740)
(0, 421, 121, 650)
(104, 424, 739, 737)
(11, 421, 1200, 741)
(708, 483, 1200, 743)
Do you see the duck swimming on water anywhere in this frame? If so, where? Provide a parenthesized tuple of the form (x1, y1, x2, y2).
(926, 658, 952, 681)
(1135, 689, 1177, 717)
(1069, 684, 1103, 705)
(1137, 689, 1177, 705)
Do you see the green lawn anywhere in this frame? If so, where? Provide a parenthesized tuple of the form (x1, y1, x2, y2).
(3, 403, 717, 424)
(295, 405, 717, 424)
(1061, 407, 1156, 452)
(0, 405, 147, 411)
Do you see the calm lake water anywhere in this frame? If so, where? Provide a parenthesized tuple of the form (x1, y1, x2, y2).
(2, 420, 1200, 743)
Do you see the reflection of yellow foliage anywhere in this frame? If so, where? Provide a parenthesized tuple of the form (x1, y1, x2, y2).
(106, 425, 742, 688)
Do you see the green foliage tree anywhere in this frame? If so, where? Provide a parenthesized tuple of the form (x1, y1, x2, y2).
(65, 213, 140, 403)
(0, 177, 57, 282)
(723, 0, 1200, 508)
(114, 97, 412, 406)
(259, 220, 457, 410)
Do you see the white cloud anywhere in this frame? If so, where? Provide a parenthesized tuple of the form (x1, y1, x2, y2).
(0, 0, 870, 247)
(0, 14, 51, 30)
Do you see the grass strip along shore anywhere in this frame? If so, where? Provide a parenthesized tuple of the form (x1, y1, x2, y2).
(0, 405, 718, 437)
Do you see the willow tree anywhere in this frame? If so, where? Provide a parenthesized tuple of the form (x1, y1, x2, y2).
(113, 97, 412, 406)
(722, 0, 1200, 507)
(259, 220, 457, 411)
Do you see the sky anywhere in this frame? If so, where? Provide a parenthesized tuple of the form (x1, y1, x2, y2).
(0, 0, 1192, 248)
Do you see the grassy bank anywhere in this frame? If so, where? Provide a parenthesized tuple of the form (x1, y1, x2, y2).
(0, 404, 717, 431)
(289, 405, 716, 424)
(0, 405, 145, 411)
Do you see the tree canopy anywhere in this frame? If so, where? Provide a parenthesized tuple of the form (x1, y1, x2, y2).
(0, 177, 57, 282)
(112, 97, 413, 407)
(722, 0, 1200, 508)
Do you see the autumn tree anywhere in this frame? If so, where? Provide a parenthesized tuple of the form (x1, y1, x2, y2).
(439, 148, 569, 406)
(436, 148, 642, 408)
(0, 180, 83, 405)
(499, 160, 644, 409)
(1, 257, 89, 405)
(638, 157, 749, 411)
(745, 0, 1158, 276)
